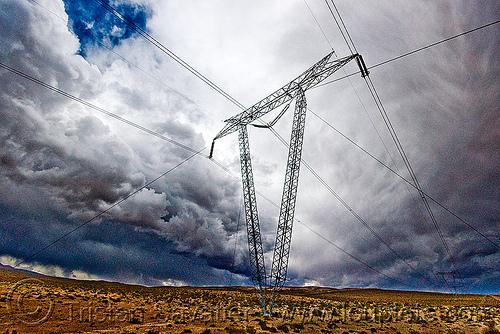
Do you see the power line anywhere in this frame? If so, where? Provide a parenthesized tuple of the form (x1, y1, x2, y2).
(63, 0, 496, 287)
(334, 51, 427, 223)
(300, 148, 435, 287)
(364, 74, 455, 265)
(0, 62, 200, 155)
(0, 62, 216, 267)
(249, 124, 436, 287)
(14, 0, 495, 290)
(301, 10, 499, 252)
(93, 0, 246, 111)
(1, 55, 413, 287)
(333, 50, 431, 242)
(29, 0, 221, 124)
(369, 19, 500, 70)
(323, 0, 353, 54)
(303, 0, 334, 50)
(90, 1, 423, 288)
(320, 0, 463, 289)
(94, 40, 222, 122)
(316, 19, 500, 88)
(15, 148, 205, 268)
(97, 0, 421, 287)
(87, 3, 452, 279)
(307, 108, 500, 251)
(326, 0, 358, 53)
(298, 220, 409, 288)
(1, 58, 413, 287)
(307, 0, 431, 254)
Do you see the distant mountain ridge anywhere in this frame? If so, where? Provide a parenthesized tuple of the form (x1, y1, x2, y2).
(0, 262, 45, 277)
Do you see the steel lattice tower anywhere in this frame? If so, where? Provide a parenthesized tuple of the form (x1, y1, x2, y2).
(210, 51, 368, 314)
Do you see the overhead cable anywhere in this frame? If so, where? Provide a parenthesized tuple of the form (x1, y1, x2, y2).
(0, 62, 199, 155)
(308, 109, 500, 251)
(316, 19, 500, 88)
(94, 0, 246, 111)
(321, 0, 463, 288)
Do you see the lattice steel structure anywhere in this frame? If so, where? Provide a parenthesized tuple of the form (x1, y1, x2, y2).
(210, 51, 368, 314)
(238, 125, 268, 310)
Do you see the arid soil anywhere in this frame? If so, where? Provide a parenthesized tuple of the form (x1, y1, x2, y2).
(1, 266, 499, 334)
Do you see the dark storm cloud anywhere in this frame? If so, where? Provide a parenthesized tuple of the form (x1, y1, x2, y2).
(0, 208, 248, 286)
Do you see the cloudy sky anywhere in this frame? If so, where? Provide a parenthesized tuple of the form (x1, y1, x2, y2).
(0, 0, 498, 294)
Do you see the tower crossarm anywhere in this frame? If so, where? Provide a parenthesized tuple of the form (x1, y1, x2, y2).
(211, 53, 359, 147)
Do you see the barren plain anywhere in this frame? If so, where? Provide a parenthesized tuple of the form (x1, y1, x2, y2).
(1, 266, 499, 334)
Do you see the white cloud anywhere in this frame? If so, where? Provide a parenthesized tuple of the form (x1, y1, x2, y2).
(0, 255, 102, 281)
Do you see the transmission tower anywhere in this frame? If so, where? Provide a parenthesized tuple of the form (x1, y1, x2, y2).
(436, 271, 457, 294)
(210, 51, 369, 314)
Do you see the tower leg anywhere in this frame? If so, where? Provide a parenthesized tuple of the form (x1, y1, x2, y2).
(238, 125, 268, 312)
(269, 88, 307, 312)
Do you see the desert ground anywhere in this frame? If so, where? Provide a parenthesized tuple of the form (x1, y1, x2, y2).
(1, 266, 499, 334)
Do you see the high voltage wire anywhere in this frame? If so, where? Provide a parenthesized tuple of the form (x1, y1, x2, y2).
(94, 0, 417, 282)
(0, 62, 199, 155)
(369, 19, 500, 70)
(303, 0, 334, 50)
(86, 0, 434, 287)
(265, 125, 436, 288)
(323, 0, 353, 54)
(305, 0, 407, 202)
(302, 1, 436, 272)
(299, 222, 409, 287)
(92, 0, 496, 238)
(96, 0, 432, 284)
(6, 52, 491, 290)
(1, 60, 212, 266)
(364, 73, 456, 264)
(316, 19, 500, 88)
(298, 6, 498, 276)
(94, 40, 222, 122)
(97, 0, 427, 284)
(28, 0, 222, 124)
(1, 19, 410, 285)
(308, 109, 500, 251)
(93, 0, 246, 111)
(319, 0, 472, 291)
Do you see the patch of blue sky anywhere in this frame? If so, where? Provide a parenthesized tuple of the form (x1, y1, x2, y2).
(62, 0, 149, 57)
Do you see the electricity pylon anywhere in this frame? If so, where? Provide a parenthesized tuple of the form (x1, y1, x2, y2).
(210, 51, 369, 314)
